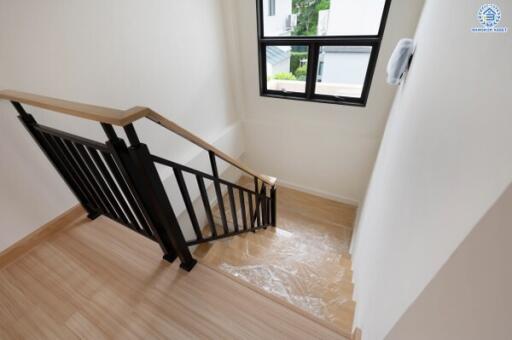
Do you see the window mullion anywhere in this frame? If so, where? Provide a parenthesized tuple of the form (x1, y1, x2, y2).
(305, 43, 319, 100)
(258, 42, 267, 95)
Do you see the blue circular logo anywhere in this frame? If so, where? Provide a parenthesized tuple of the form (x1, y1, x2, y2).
(478, 4, 502, 28)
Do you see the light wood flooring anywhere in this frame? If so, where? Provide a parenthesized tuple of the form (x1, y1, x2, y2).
(0, 213, 346, 339)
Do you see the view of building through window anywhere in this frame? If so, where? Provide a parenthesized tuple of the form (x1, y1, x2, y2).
(260, 0, 388, 104)
(263, 0, 385, 37)
(315, 46, 372, 98)
(266, 45, 309, 93)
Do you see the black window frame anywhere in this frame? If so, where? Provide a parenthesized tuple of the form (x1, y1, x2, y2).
(256, 0, 392, 107)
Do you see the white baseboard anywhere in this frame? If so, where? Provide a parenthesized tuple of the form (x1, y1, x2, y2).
(277, 179, 359, 207)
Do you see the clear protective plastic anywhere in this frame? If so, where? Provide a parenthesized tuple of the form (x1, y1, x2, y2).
(196, 186, 356, 333)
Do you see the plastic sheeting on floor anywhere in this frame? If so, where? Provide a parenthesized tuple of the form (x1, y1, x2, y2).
(196, 198, 356, 334)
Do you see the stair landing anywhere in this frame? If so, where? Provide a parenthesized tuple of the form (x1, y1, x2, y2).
(195, 182, 357, 337)
(0, 213, 344, 339)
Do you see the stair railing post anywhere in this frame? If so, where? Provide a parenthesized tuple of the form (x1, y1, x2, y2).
(254, 177, 261, 227)
(261, 183, 267, 229)
(209, 151, 229, 234)
(102, 123, 196, 271)
(270, 185, 277, 227)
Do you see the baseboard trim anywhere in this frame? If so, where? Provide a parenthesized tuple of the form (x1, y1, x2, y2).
(277, 179, 359, 207)
(352, 327, 362, 340)
(0, 204, 85, 268)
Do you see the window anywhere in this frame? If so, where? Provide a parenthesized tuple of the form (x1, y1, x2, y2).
(268, 0, 276, 16)
(257, 0, 392, 106)
(266, 45, 308, 93)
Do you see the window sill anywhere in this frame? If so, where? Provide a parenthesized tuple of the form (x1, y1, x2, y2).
(260, 92, 367, 107)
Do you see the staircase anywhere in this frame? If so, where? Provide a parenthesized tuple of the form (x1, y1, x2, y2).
(197, 176, 357, 337)
(1, 90, 357, 338)
(0, 90, 276, 272)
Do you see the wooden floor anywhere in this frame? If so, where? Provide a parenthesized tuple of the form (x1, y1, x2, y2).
(197, 182, 357, 337)
(0, 214, 345, 339)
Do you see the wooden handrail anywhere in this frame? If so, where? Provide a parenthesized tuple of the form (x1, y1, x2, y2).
(0, 90, 148, 126)
(144, 108, 276, 186)
(0, 90, 276, 186)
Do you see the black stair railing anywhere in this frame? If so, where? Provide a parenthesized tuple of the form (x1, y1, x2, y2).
(151, 154, 273, 247)
(2, 90, 277, 271)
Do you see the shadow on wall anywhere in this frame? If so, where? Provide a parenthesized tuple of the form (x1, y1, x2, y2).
(386, 181, 512, 340)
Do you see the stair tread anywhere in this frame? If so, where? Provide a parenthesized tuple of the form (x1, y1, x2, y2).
(197, 233, 354, 291)
(198, 227, 353, 279)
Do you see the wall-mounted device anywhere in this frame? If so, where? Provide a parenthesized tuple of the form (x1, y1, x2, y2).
(387, 38, 415, 85)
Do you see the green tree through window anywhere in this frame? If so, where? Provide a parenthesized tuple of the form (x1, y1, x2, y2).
(292, 0, 330, 36)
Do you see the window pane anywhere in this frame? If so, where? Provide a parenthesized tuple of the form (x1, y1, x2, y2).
(315, 46, 371, 98)
(263, 0, 386, 37)
(266, 45, 308, 93)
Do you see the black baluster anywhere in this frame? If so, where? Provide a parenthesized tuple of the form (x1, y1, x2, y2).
(63, 139, 110, 214)
(239, 189, 248, 231)
(248, 191, 255, 231)
(174, 168, 203, 241)
(87, 147, 132, 226)
(101, 151, 151, 235)
(12, 102, 99, 218)
(261, 184, 267, 228)
(254, 177, 261, 227)
(197, 175, 217, 238)
(75, 143, 121, 221)
(228, 186, 239, 232)
(38, 132, 95, 213)
(209, 151, 229, 234)
(71, 142, 115, 217)
(271, 186, 277, 226)
(251, 185, 265, 229)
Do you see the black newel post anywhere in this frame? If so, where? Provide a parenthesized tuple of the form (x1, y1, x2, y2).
(271, 186, 277, 227)
(102, 123, 196, 271)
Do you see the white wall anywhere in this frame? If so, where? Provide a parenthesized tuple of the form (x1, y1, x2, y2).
(227, 0, 424, 205)
(386, 182, 512, 340)
(0, 0, 242, 252)
(351, 0, 512, 338)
